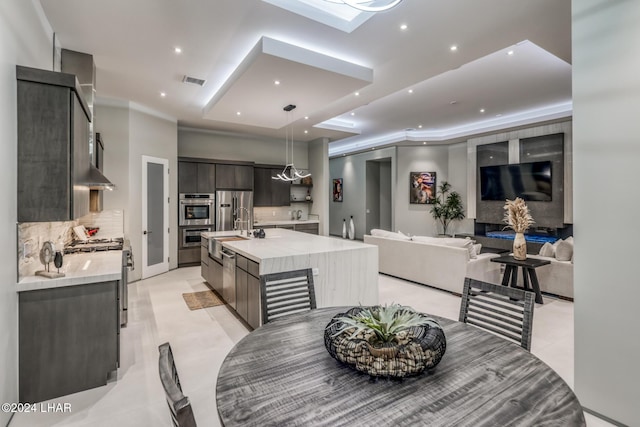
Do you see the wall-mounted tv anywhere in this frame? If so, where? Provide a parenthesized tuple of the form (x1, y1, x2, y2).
(480, 161, 552, 202)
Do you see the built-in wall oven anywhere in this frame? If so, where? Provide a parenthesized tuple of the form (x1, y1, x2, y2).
(182, 227, 212, 248)
(179, 193, 215, 226)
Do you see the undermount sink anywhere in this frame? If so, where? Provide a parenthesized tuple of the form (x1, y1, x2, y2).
(217, 236, 249, 242)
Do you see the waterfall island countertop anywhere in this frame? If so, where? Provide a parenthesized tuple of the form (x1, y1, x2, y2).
(201, 228, 379, 307)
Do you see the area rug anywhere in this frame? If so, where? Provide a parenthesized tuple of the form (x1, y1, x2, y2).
(182, 290, 225, 310)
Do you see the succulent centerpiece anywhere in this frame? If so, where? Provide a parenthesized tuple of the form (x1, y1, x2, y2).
(324, 304, 446, 377)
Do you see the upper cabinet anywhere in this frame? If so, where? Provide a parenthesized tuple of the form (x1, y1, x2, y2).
(178, 161, 216, 194)
(254, 167, 291, 207)
(17, 66, 91, 222)
(215, 164, 253, 190)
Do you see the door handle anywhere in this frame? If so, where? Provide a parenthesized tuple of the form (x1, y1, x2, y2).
(143, 230, 153, 235)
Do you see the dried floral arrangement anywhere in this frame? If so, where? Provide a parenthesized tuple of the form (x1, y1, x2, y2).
(503, 197, 534, 233)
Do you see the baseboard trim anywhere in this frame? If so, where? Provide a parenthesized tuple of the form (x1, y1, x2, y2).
(583, 407, 628, 427)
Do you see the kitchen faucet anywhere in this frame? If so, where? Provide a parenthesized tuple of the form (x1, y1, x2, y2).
(234, 207, 251, 236)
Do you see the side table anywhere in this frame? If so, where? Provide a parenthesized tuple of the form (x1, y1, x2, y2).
(490, 255, 550, 304)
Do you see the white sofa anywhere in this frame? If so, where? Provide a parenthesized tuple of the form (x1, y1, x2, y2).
(363, 233, 502, 295)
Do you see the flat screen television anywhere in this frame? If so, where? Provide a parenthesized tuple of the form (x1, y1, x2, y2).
(480, 161, 552, 201)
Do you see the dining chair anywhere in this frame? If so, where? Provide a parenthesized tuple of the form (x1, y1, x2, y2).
(260, 268, 317, 324)
(158, 342, 197, 427)
(458, 277, 535, 351)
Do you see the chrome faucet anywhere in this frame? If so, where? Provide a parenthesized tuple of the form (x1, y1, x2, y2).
(234, 207, 251, 236)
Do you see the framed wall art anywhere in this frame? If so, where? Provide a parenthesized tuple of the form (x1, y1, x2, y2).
(410, 172, 436, 204)
(333, 178, 343, 202)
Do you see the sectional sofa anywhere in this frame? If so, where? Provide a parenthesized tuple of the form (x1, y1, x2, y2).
(363, 230, 501, 295)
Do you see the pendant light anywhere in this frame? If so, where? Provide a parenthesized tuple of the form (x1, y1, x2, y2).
(273, 104, 311, 182)
(324, 0, 404, 13)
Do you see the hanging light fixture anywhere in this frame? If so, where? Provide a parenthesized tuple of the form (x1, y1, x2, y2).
(323, 0, 404, 12)
(273, 104, 311, 182)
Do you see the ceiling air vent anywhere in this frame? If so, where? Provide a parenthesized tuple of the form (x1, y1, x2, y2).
(182, 75, 207, 87)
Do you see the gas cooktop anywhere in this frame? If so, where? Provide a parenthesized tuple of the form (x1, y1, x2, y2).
(64, 237, 125, 254)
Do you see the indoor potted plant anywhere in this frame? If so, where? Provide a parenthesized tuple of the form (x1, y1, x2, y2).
(430, 181, 465, 236)
(324, 304, 446, 377)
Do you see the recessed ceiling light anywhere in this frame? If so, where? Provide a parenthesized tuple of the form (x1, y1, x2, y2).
(507, 50, 514, 56)
(355, 92, 360, 96)
(423, 141, 427, 145)
(480, 108, 485, 113)
(350, 112, 355, 116)
(236, 111, 241, 116)
(174, 47, 182, 54)
(371, 147, 375, 150)
(450, 45, 458, 52)
(160, 92, 166, 98)
(408, 89, 414, 94)
(418, 125, 423, 129)
(274, 80, 280, 85)
(490, 156, 494, 159)
(304, 130, 308, 134)
(304, 116, 309, 120)
(400, 24, 408, 31)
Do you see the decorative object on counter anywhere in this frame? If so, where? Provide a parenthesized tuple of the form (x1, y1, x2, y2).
(272, 104, 312, 182)
(503, 197, 535, 260)
(342, 219, 347, 239)
(182, 290, 225, 310)
(253, 228, 266, 238)
(36, 241, 65, 278)
(333, 178, 343, 202)
(305, 190, 311, 201)
(348, 216, 355, 240)
(430, 181, 465, 236)
(324, 304, 446, 377)
(410, 171, 437, 204)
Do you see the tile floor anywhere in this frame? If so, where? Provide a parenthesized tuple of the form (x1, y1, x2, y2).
(10, 267, 613, 426)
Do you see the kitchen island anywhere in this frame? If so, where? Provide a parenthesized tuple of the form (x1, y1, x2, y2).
(202, 228, 378, 327)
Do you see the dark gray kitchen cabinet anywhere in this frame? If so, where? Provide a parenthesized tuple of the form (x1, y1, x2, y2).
(235, 255, 261, 329)
(19, 281, 118, 403)
(179, 161, 216, 194)
(216, 164, 253, 190)
(254, 167, 290, 207)
(17, 66, 91, 222)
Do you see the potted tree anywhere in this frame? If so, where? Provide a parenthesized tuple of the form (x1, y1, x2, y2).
(430, 181, 465, 236)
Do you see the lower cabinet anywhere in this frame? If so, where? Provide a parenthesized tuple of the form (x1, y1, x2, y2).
(235, 255, 261, 329)
(294, 223, 319, 234)
(19, 281, 119, 403)
(209, 257, 223, 295)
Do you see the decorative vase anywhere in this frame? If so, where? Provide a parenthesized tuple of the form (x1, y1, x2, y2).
(348, 216, 355, 240)
(513, 232, 527, 260)
(342, 219, 347, 239)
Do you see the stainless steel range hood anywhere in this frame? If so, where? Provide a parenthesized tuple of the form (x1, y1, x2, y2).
(86, 164, 115, 190)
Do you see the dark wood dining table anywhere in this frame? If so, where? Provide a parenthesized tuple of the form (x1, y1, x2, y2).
(216, 307, 585, 426)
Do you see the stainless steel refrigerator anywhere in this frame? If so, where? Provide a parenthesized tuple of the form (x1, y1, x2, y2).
(216, 191, 253, 231)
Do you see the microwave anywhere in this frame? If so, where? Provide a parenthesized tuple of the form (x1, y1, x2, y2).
(179, 194, 215, 226)
(181, 227, 212, 248)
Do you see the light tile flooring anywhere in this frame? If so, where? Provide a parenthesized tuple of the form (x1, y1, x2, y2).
(11, 267, 613, 427)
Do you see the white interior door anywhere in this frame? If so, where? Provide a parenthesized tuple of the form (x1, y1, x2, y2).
(142, 155, 169, 279)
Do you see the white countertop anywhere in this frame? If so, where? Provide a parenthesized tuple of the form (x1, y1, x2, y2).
(253, 219, 319, 226)
(201, 228, 374, 264)
(18, 251, 123, 292)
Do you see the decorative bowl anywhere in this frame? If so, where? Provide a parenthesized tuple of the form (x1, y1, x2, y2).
(324, 306, 446, 378)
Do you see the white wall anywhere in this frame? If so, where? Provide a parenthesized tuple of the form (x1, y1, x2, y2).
(329, 147, 396, 238)
(307, 137, 329, 235)
(573, 1, 640, 424)
(0, 1, 54, 424)
(178, 128, 309, 169)
(128, 108, 178, 280)
(395, 145, 451, 236)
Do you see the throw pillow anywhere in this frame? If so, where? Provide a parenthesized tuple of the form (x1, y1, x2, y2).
(539, 242, 555, 258)
(555, 239, 574, 261)
(370, 229, 411, 241)
(443, 238, 475, 258)
(469, 243, 482, 259)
